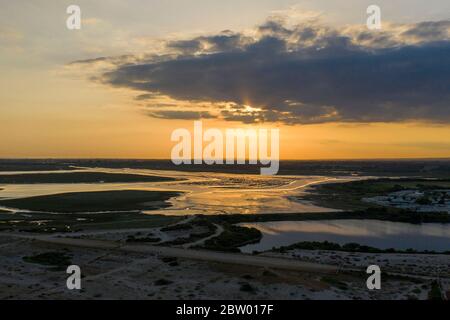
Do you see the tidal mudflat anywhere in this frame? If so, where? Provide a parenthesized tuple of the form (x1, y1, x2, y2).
(0, 190, 180, 213)
(1, 165, 450, 300)
(0, 167, 347, 215)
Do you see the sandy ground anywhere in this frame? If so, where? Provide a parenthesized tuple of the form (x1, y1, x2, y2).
(263, 249, 450, 277)
(0, 234, 445, 300)
(262, 249, 450, 299)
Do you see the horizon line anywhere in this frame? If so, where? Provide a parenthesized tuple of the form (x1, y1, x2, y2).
(0, 157, 450, 162)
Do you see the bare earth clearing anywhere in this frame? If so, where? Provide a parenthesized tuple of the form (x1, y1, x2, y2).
(1, 231, 448, 300)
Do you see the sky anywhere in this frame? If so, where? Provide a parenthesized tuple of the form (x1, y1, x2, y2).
(0, 0, 449, 159)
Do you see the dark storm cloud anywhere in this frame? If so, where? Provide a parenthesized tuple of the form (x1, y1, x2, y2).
(167, 31, 245, 54)
(69, 56, 108, 65)
(96, 19, 450, 124)
(134, 93, 155, 100)
(402, 20, 450, 41)
(70, 54, 137, 66)
(147, 110, 215, 120)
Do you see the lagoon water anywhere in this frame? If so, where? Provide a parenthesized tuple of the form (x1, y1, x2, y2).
(240, 219, 450, 253)
(0, 167, 353, 215)
(2, 167, 450, 253)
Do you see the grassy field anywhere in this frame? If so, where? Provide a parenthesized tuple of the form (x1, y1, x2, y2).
(0, 171, 177, 184)
(160, 217, 217, 246)
(301, 178, 450, 210)
(0, 210, 183, 233)
(200, 224, 262, 252)
(0, 190, 180, 213)
(23, 252, 73, 271)
(206, 209, 450, 224)
(272, 240, 450, 255)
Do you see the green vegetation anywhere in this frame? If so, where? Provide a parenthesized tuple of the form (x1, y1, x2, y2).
(301, 178, 450, 210)
(428, 281, 443, 300)
(0, 210, 183, 233)
(160, 217, 217, 246)
(160, 257, 179, 266)
(272, 241, 450, 255)
(154, 279, 173, 286)
(239, 282, 257, 293)
(162, 230, 215, 246)
(160, 223, 193, 232)
(416, 197, 432, 205)
(23, 251, 72, 271)
(321, 276, 348, 290)
(1, 189, 182, 234)
(126, 235, 161, 243)
(412, 288, 421, 294)
(200, 224, 262, 252)
(0, 190, 180, 213)
(0, 171, 177, 184)
(206, 208, 450, 225)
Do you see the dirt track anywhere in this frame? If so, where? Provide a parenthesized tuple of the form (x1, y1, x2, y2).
(2, 232, 340, 274)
